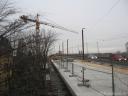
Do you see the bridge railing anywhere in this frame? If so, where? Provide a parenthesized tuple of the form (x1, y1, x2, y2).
(53, 59, 128, 96)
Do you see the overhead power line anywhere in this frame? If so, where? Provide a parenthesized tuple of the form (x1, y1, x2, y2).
(91, 0, 121, 30)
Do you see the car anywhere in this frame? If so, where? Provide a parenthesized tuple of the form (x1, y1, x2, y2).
(62, 58, 74, 62)
(124, 56, 128, 61)
(87, 54, 98, 60)
(111, 54, 127, 61)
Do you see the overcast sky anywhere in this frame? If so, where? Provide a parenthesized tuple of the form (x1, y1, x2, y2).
(15, 0, 128, 54)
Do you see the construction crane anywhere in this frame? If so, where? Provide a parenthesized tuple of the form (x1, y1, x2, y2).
(20, 14, 78, 61)
(20, 14, 78, 34)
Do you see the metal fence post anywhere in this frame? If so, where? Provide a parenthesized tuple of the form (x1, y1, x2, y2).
(64, 59, 70, 72)
(69, 63, 77, 77)
(82, 67, 85, 85)
(64, 39, 70, 72)
(77, 67, 90, 88)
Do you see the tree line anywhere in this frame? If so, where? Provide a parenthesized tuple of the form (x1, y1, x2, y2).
(0, 0, 57, 96)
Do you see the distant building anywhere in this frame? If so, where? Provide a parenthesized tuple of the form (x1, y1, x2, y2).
(125, 42, 128, 53)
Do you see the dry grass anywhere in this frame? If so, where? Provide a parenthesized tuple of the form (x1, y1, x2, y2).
(75, 59, 128, 74)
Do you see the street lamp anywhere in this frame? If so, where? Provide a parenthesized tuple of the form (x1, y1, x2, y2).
(85, 29, 88, 55)
(97, 41, 100, 54)
(82, 28, 85, 60)
(96, 40, 104, 54)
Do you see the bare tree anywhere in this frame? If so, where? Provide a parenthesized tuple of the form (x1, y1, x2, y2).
(0, 0, 16, 23)
(0, 0, 17, 95)
(0, 1, 58, 95)
(8, 29, 57, 96)
(0, 1, 35, 96)
(40, 30, 57, 69)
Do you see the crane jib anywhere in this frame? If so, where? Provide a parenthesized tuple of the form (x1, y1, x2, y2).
(20, 15, 78, 34)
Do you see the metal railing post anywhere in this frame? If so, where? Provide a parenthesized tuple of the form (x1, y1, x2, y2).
(64, 39, 70, 72)
(82, 67, 85, 85)
(77, 67, 90, 87)
(69, 63, 77, 77)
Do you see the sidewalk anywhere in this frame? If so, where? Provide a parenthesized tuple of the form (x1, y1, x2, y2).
(52, 60, 128, 96)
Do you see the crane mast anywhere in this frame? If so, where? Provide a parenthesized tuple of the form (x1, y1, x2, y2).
(20, 14, 41, 63)
(35, 14, 40, 56)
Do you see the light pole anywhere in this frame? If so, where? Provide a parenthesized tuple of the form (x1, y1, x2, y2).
(97, 41, 100, 54)
(67, 39, 69, 69)
(82, 28, 85, 60)
(62, 41, 64, 68)
(97, 40, 104, 54)
(85, 29, 88, 55)
(64, 39, 70, 72)
(112, 62, 115, 96)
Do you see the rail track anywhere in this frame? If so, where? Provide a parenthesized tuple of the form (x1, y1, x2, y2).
(43, 61, 73, 96)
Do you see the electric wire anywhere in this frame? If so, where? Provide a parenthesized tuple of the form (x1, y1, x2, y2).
(90, 0, 121, 30)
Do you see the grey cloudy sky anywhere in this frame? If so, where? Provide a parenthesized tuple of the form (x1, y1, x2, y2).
(15, 0, 128, 53)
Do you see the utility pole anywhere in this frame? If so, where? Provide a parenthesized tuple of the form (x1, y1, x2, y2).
(62, 42, 64, 55)
(67, 39, 69, 66)
(112, 63, 115, 96)
(82, 28, 85, 60)
(85, 34, 88, 55)
(59, 45, 60, 54)
(97, 41, 100, 54)
(62, 42, 64, 68)
(64, 39, 70, 72)
(59, 44, 61, 68)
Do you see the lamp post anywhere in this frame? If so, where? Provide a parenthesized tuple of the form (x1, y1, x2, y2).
(97, 41, 100, 54)
(82, 28, 85, 60)
(97, 40, 104, 55)
(112, 62, 115, 96)
(67, 39, 69, 69)
(85, 31, 88, 55)
(64, 39, 70, 72)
